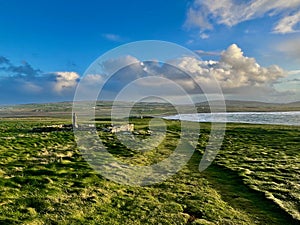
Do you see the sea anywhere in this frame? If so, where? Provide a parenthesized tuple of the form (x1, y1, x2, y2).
(163, 111, 300, 126)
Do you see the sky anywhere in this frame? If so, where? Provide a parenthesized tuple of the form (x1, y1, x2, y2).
(0, 0, 299, 104)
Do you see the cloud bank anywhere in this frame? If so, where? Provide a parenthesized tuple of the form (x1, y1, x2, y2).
(79, 44, 291, 103)
(0, 44, 296, 104)
(0, 58, 79, 104)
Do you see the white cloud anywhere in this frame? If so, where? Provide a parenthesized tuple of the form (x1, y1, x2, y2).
(200, 33, 209, 39)
(0, 56, 83, 104)
(184, 7, 213, 30)
(73, 45, 292, 103)
(53, 72, 79, 93)
(186, 0, 300, 34)
(176, 44, 285, 90)
(101, 55, 140, 75)
(22, 81, 43, 93)
(273, 11, 300, 33)
(80, 74, 104, 85)
(0, 70, 80, 104)
(194, 50, 221, 57)
(100, 44, 288, 102)
(170, 44, 287, 102)
(277, 37, 300, 62)
(74, 74, 104, 100)
(288, 70, 300, 75)
(102, 33, 122, 42)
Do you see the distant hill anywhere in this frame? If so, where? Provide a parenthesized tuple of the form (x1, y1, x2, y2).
(285, 101, 300, 107)
(195, 100, 300, 112)
(0, 100, 299, 118)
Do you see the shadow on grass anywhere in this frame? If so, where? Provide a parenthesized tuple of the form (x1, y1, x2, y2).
(187, 151, 299, 225)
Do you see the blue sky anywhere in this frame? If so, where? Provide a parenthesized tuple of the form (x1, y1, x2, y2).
(0, 0, 299, 104)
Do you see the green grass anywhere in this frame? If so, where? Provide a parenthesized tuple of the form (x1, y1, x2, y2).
(209, 123, 300, 221)
(0, 118, 299, 224)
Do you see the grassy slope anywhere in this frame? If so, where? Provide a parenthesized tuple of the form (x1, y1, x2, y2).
(0, 118, 299, 224)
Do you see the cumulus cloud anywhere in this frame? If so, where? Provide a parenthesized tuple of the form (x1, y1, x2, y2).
(0, 45, 293, 104)
(170, 44, 296, 102)
(142, 44, 287, 101)
(53, 72, 79, 93)
(175, 44, 285, 91)
(185, 0, 300, 34)
(220, 44, 284, 86)
(0, 57, 81, 104)
(81, 44, 288, 102)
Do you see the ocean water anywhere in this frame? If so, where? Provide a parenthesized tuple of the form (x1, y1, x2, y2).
(163, 111, 300, 126)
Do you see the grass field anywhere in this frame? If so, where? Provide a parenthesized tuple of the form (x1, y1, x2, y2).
(0, 116, 299, 224)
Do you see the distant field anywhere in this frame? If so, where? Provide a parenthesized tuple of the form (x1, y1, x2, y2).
(1, 100, 299, 118)
(0, 116, 299, 224)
